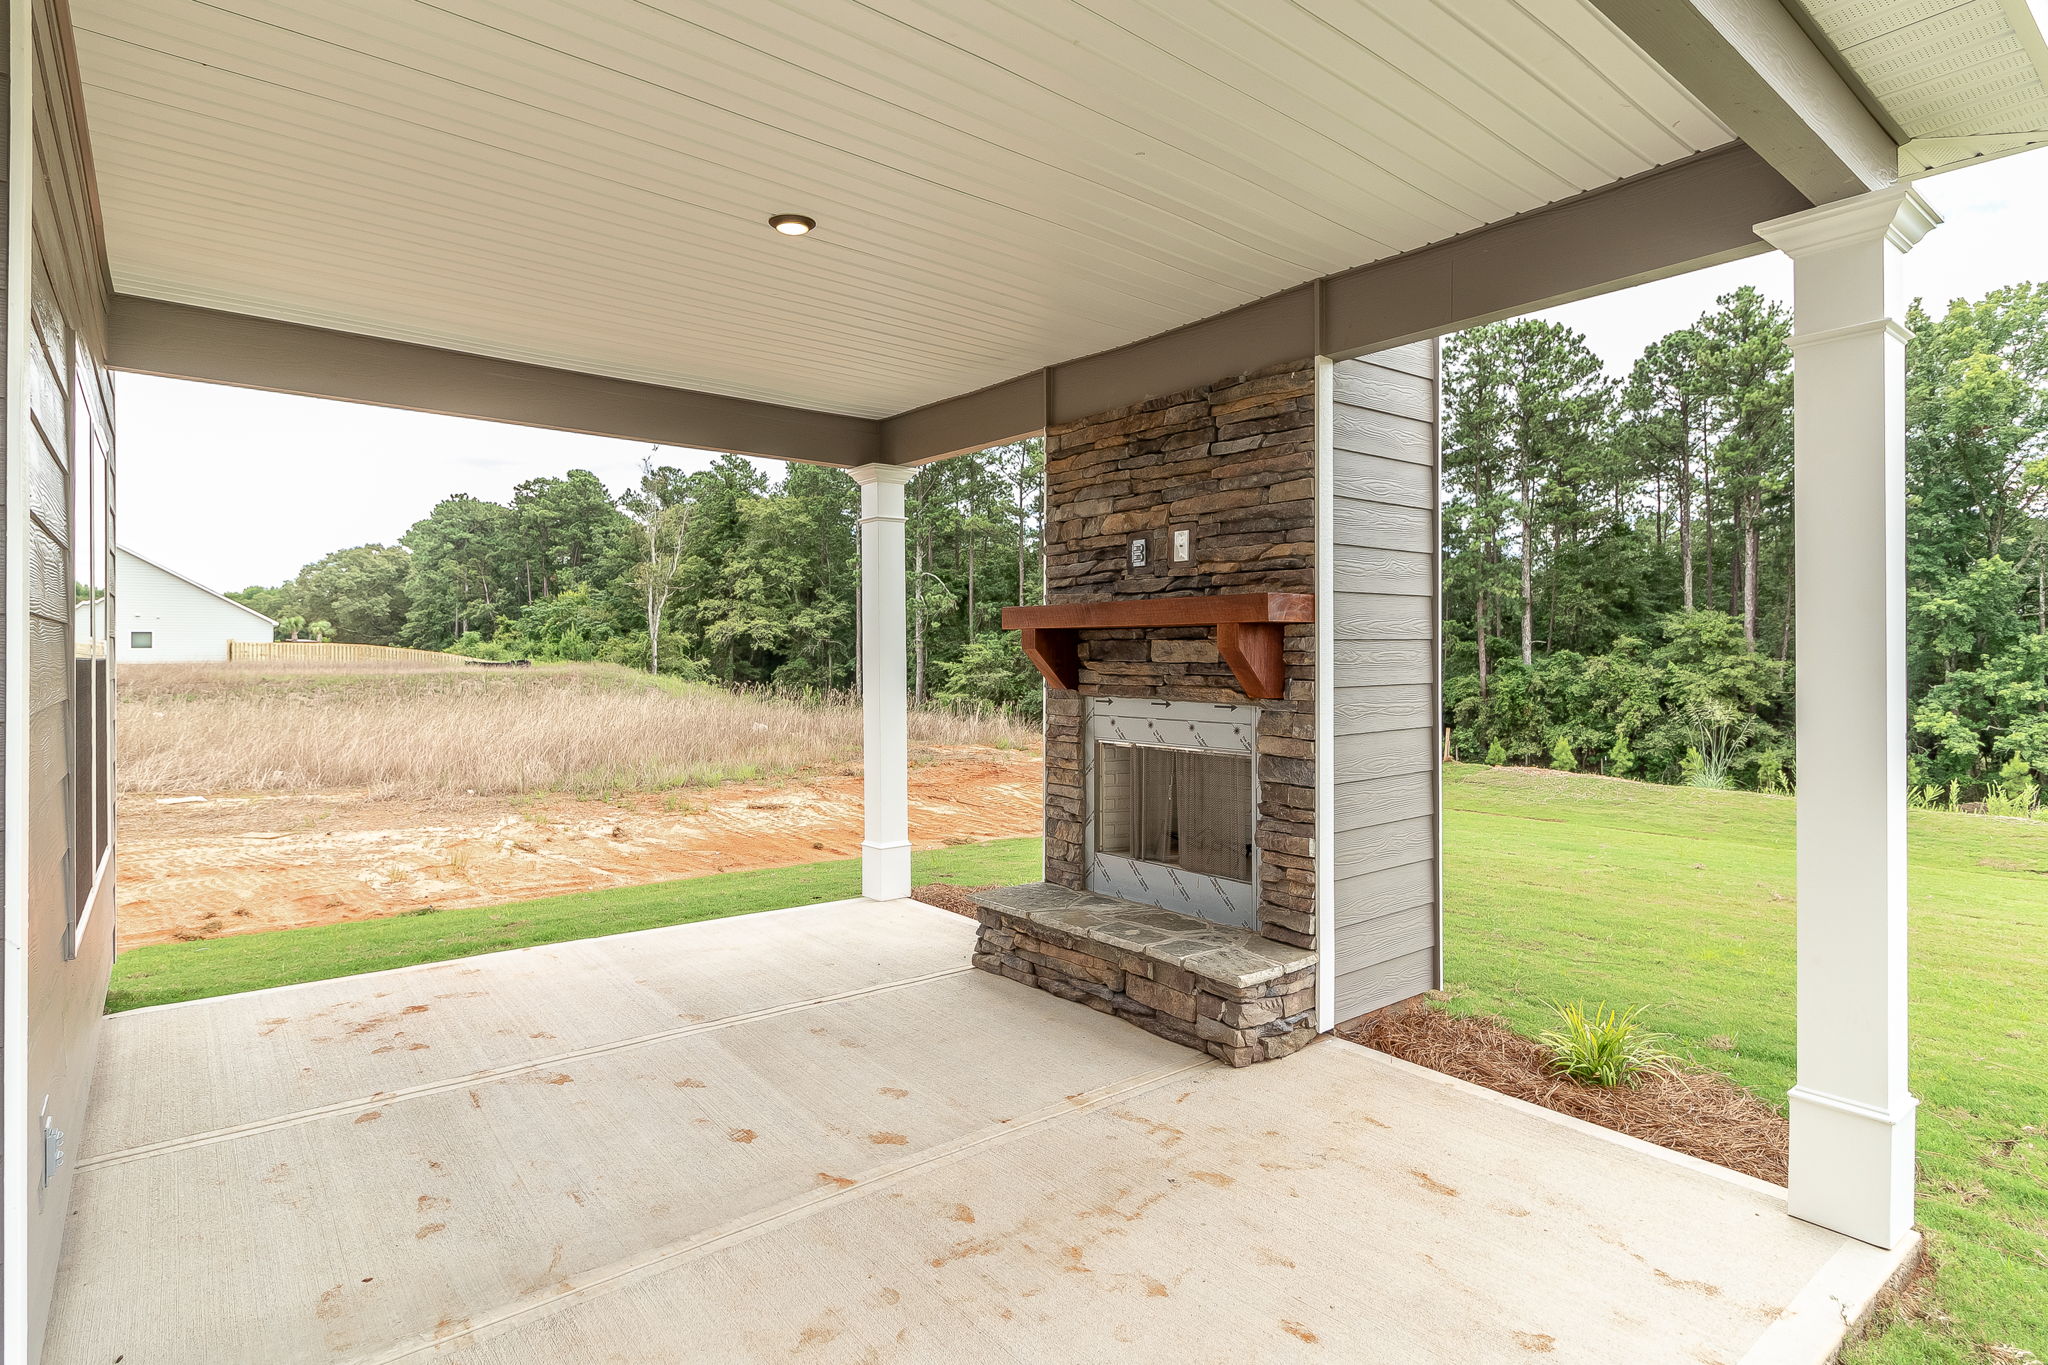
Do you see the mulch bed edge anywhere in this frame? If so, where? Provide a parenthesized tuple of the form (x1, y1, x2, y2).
(1336, 1003, 1790, 1186)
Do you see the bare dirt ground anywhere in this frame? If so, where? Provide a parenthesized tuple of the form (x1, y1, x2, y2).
(116, 747, 1043, 948)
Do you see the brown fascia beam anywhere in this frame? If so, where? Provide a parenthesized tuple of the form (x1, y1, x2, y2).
(112, 146, 1807, 471)
(880, 142, 1809, 461)
(106, 297, 882, 468)
(1317, 140, 1810, 357)
(1584, 0, 1899, 204)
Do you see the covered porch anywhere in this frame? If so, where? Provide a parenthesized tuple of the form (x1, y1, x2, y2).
(46, 897, 1908, 1364)
(12, 0, 2048, 1357)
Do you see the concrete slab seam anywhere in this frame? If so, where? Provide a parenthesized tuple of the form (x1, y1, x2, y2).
(80, 965, 976, 1171)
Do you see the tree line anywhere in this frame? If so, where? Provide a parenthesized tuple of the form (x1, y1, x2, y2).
(232, 442, 1048, 714)
(232, 281, 2046, 807)
(1443, 282, 2047, 808)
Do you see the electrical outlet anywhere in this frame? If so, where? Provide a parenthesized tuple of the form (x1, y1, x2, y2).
(42, 1113, 64, 1188)
(1129, 537, 1148, 568)
(1172, 528, 1191, 562)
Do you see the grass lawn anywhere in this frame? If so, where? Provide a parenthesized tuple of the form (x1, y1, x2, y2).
(106, 837, 1042, 1013)
(1442, 764, 2046, 1364)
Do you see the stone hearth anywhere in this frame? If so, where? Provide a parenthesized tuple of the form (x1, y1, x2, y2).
(971, 883, 1317, 1067)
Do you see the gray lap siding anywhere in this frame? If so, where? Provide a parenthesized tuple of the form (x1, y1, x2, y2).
(1325, 345, 1442, 1023)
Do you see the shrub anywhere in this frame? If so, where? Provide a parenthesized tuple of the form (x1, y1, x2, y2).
(1986, 754, 2040, 817)
(1537, 1001, 1674, 1088)
(1548, 734, 1576, 771)
(1607, 728, 1636, 778)
(1751, 748, 1790, 794)
(932, 631, 1043, 720)
(1484, 739, 1508, 766)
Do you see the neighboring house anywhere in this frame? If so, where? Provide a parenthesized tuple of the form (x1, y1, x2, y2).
(8, 0, 2047, 1359)
(90, 545, 276, 662)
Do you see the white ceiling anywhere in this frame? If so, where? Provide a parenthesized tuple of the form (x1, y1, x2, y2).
(71, 0, 1732, 418)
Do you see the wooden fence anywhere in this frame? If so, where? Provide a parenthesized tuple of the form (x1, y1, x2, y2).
(227, 640, 461, 666)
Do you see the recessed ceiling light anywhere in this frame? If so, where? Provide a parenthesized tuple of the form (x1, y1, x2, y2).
(769, 214, 816, 236)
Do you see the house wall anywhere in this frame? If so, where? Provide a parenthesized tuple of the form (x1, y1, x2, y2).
(1040, 360, 1318, 950)
(4, 0, 119, 1354)
(114, 549, 269, 661)
(1323, 345, 1443, 1023)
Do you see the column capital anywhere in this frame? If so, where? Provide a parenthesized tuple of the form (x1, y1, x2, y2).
(846, 463, 916, 487)
(1755, 186, 1941, 258)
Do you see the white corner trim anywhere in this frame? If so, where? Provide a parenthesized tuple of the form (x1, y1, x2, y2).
(3, 1, 37, 1353)
(1755, 186, 1942, 256)
(1311, 356, 1337, 1032)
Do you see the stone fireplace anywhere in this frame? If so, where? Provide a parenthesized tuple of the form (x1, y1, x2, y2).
(972, 361, 1322, 1067)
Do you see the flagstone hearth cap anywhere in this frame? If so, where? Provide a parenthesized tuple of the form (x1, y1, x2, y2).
(970, 882, 1316, 990)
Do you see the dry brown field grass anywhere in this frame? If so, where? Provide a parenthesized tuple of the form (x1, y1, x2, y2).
(118, 659, 1039, 797)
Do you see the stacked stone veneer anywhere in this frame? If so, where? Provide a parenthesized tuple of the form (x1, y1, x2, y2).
(972, 884, 1318, 1067)
(1039, 360, 1317, 945)
(969, 360, 1320, 1064)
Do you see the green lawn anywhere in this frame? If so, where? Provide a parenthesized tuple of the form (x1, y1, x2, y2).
(108, 771, 2046, 1358)
(1441, 764, 2047, 1363)
(106, 837, 1042, 1013)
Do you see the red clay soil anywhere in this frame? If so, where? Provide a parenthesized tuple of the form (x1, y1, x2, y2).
(116, 747, 1042, 949)
(1339, 1004, 1790, 1185)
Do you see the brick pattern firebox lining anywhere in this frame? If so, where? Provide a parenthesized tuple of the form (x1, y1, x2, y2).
(1036, 361, 1318, 950)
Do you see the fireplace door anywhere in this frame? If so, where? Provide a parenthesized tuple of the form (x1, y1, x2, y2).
(1084, 696, 1261, 928)
(1095, 743, 1253, 883)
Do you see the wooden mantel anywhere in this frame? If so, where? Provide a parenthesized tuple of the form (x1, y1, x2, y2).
(1000, 592, 1314, 700)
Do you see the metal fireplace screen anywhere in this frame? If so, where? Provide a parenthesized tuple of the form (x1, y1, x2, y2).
(1094, 743, 1254, 883)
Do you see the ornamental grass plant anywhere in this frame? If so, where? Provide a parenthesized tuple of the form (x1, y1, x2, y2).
(1537, 1000, 1676, 1088)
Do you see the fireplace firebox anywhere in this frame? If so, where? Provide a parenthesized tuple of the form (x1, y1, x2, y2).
(1084, 697, 1260, 929)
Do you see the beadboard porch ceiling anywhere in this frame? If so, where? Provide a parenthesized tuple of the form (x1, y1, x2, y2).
(45, 897, 1911, 1363)
(69, 0, 1732, 419)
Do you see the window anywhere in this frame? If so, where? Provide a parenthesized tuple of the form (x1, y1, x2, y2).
(1094, 742, 1254, 882)
(130, 631, 152, 649)
(68, 335, 113, 957)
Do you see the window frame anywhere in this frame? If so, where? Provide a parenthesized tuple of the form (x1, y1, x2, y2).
(65, 337, 114, 960)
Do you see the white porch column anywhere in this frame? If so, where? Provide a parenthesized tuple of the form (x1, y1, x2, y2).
(1755, 187, 1938, 1250)
(848, 464, 914, 901)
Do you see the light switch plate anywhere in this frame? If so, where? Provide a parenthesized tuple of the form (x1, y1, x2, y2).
(1172, 529, 1191, 562)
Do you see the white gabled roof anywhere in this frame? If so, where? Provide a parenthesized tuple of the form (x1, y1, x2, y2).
(113, 544, 278, 627)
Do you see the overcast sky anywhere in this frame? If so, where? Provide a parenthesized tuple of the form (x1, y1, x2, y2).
(121, 153, 2048, 593)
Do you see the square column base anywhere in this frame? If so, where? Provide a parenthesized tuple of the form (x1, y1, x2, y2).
(860, 840, 913, 901)
(1787, 1086, 1918, 1249)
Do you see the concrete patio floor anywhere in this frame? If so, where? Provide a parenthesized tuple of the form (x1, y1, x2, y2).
(46, 898, 1911, 1364)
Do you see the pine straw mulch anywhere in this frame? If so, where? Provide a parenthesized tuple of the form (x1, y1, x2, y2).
(1337, 1004, 1790, 1186)
(911, 883, 994, 919)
